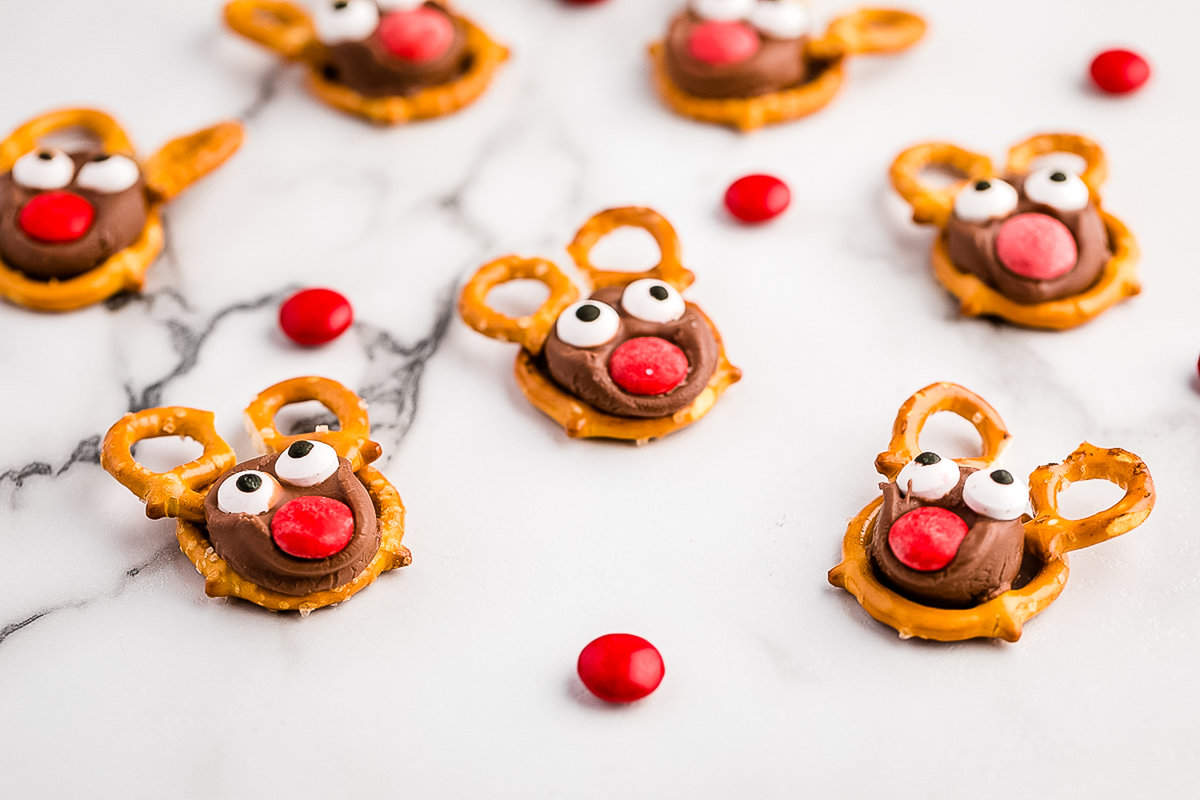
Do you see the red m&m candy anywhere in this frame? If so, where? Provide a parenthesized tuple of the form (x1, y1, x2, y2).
(608, 337, 688, 396)
(577, 633, 664, 703)
(887, 506, 969, 572)
(18, 191, 95, 243)
(279, 288, 353, 347)
(271, 495, 355, 560)
(1089, 49, 1150, 95)
(724, 174, 791, 224)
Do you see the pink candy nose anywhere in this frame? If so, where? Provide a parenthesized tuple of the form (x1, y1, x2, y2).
(379, 7, 455, 63)
(994, 212, 1078, 281)
(687, 20, 760, 65)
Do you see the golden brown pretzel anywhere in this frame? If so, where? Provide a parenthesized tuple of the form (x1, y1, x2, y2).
(566, 207, 695, 291)
(244, 376, 382, 470)
(812, 8, 928, 59)
(101, 407, 237, 522)
(888, 142, 994, 227)
(142, 121, 245, 202)
(222, 0, 317, 61)
(1006, 133, 1107, 197)
(874, 382, 1011, 478)
(457, 255, 580, 356)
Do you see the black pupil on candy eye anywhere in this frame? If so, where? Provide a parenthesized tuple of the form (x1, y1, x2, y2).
(649, 285, 669, 301)
(1050, 172, 1067, 182)
(576, 304, 601, 323)
(333, 0, 348, 8)
(990, 469, 1014, 485)
(236, 473, 263, 493)
(91, 154, 110, 162)
(288, 440, 315, 458)
(37, 151, 53, 161)
(915, 451, 941, 465)
(974, 180, 990, 191)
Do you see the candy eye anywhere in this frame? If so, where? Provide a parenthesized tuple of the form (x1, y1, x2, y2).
(75, 154, 139, 194)
(274, 440, 341, 487)
(962, 468, 1028, 521)
(895, 451, 960, 501)
(1023, 168, 1090, 212)
(749, 0, 811, 38)
(377, 0, 425, 9)
(555, 300, 620, 348)
(314, 0, 379, 44)
(216, 470, 280, 515)
(953, 178, 1018, 223)
(11, 149, 74, 190)
(621, 279, 685, 324)
(690, 0, 755, 21)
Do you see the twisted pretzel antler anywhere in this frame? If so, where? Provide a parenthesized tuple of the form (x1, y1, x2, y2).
(809, 8, 927, 60)
(567, 207, 695, 291)
(1006, 132, 1108, 198)
(458, 255, 580, 355)
(223, 0, 318, 61)
(244, 376, 381, 470)
(0, 108, 135, 170)
(101, 407, 237, 522)
(875, 382, 1011, 479)
(1026, 442, 1155, 557)
(889, 142, 994, 227)
(142, 121, 244, 202)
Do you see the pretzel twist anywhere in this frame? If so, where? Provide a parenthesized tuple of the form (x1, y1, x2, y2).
(458, 255, 579, 355)
(1006, 132, 1108, 197)
(889, 142, 994, 227)
(812, 8, 928, 59)
(244, 376, 381, 470)
(567, 207, 695, 291)
(143, 121, 244, 202)
(101, 407, 237, 522)
(1027, 443, 1155, 557)
(0, 108, 135, 170)
(875, 382, 1011, 478)
(223, 0, 317, 61)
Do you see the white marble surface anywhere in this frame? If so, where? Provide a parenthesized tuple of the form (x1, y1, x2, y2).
(1, 0, 1197, 796)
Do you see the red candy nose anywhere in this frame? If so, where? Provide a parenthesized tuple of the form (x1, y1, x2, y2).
(271, 495, 355, 560)
(18, 191, 95, 243)
(887, 506, 969, 572)
(379, 7, 455, 62)
(688, 20, 760, 65)
(995, 212, 1078, 281)
(609, 336, 689, 396)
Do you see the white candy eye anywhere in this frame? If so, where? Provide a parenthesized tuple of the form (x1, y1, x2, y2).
(216, 470, 280, 515)
(895, 451, 960, 501)
(953, 178, 1018, 223)
(274, 440, 341, 487)
(378, 0, 425, 10)
(690, 0, 755, 21)
(314, 0, 379, 44)
(621, 279, 686, 324)
(749, 0, 811, 38)
(555, 300, 620, 348)
(12, 149, 74, 190)
(963, 468, 1028, 521)
(1023, 168, 1090, 212)
(75, 154, 139, 194)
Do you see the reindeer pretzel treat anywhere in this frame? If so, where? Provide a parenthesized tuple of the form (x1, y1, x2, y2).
(828, 382, 1155, 642)
(224, 0, 508, 125)
(0, 108, 242, 312)
(101, 377, 410, 612)
(459, 207, 741, 444)
(649, 2, 925, 131)
(890, 133, 1140, 329)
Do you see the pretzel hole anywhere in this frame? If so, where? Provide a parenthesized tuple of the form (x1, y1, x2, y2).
(917, 164, 966, 190)
(35, 127, 103, 151)
(131, 435, 204, 472)
(917, 412, 984, 461)
(1029, 152, 1087, 177)
(586, 227, 660, 272)
(274, 400, 341, 435)
(486, 280, 550, 319)
(1053, 479, 1125, 521)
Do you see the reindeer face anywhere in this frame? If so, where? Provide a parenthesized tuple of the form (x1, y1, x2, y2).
(203, 439, 381, 597)
(868, 451, 1027, 608)
(663, 0, 813, 99)
(542, 282, 720, 418)
(0, 147, 147, 281)
(945, 168, 1111, 304)
(311, 0, 469, 97)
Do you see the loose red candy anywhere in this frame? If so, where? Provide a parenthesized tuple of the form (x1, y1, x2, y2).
(725, 174, 791, 224)
(1089, 49, 1150, 95)
(18, 191, 95, 243)
(608, 337, 688, 396)
(279, 288, 354, 347)
(577, 634, 664, 703)
(995, 212, 1078, 280)
(379, 7, 455, 63)
(688, 20, 760, 66)
(271, 495, 355, 559)
(888, 506, 969, 572)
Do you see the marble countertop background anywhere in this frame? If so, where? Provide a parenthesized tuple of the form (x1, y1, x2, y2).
(1, 0, 1197, 797)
